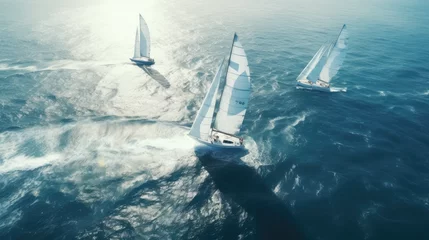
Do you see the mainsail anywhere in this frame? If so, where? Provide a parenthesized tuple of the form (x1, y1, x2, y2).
(139, 14, 151, 57)
(307, 43, 331, 83)
(214, 34, 251, 135)
(133, 14, 150, 58)
(189, 61, 224, 140)
(133, 27, 140, 58)
(297, 44, 327, 83)
(319, 24, 349, 82)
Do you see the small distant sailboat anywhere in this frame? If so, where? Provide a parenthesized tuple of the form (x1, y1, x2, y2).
(130, 14, 155, 66)
(189, 34, 251, 149)
(296, 24, 349, 92)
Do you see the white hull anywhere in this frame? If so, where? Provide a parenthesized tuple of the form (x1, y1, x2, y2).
(195, 138, 244, 149)
(191, 129, 244, 149)
(296, 80, 347, 92)
(296, 79, 331, 92)
(130, 57, 155, 66)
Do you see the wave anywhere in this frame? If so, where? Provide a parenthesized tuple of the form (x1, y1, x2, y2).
(329, 87, 347, 92)
(0, 64, 38, 72)
(0, 60, 127, 73)
(387, 105, 417, 114)
(379, 91, 387, 96)
(376, 90, 409, 97)
(316, 183, 324, 196)
(0, 112, 262, 236)
(241, 137, 261, 167)
(0, 116, 261, 188)
(266, 116, 287, 131)
(0, 154, 61, 174)
(292, 175, 301, 190)
(283, 112, 311, 143)
(0, 118, 204, 233)
(349, 130, 372, 148)
(0, 119, 197, 176)
(372, 90, 429, 98)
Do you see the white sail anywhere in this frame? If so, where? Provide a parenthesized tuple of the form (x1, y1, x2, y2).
(189, 61, 224, 140)
(297, 44, 327, 83)
(319, 24, 349, 82)
(133, 27, 140, 58)
(306, 44, 330, 83)
(214, 34, 251, 135)
(139, 14, 151, 57)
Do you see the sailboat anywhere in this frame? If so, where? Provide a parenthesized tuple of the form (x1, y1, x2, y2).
(296, 24, 349, 92)
(189, 33, 251, 149)
(130, 14, 155, 66)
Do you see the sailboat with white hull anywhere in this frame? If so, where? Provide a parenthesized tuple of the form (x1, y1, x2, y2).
(189, 34, 251, 149)
(296, 24, 349, 92)
(130, 14, 155, 66)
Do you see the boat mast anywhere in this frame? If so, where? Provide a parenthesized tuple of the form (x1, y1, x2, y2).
(325, 25, 345, 59)
(224, 33, 237, 84)
(332, 24, 346, 48)
(213, 33, 237, 131)
(319, 25, 346, 83)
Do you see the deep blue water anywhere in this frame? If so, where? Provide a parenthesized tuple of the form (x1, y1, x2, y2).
(1, 0, 429, 239)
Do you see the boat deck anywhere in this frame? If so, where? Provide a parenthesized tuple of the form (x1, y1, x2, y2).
(209, 129, 243, 148)
(297, 79, 329, 87)
(297, 79, 331, 91)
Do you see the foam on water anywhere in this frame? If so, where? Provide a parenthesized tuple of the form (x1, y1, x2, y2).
(266, 116, 287, 131)
(329, 87, 347, 92)
(0, 60, 127, 74)
(0, 154, 61, 174)
(0, 115, 262, 234)
(0, 64, 38, 72)
(283, 112, 311, 143)
(0, 119, 197, 194)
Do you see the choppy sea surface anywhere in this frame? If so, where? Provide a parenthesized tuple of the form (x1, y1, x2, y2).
(1, 0, 429, 239)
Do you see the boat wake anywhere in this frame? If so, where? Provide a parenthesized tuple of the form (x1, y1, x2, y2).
(0, 119, 197, 175)
(0, 63, 38, 72)
(0, 60, 128, 74)
(0, 116, 262, 236)
(329, 87, 347, 92)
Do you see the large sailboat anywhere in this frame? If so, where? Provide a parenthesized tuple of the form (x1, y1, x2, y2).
(296, 24, 349, 92)
(130, 14, 155, 66)
(189, 34, 251, 149)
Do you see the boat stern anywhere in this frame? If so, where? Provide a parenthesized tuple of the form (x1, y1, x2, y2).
(130, 57, 155, 66)
(210, 129, 244, 149)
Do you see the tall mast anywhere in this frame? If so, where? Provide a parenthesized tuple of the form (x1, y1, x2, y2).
(224, 33, 237, 84)
(333, 24, 346, 48)
(214, 33, 237, 129)
(324, 25, 345, 62)
(210, 59, 224, 129)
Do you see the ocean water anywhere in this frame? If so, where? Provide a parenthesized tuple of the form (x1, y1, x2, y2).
(1, 0, 429, 239)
